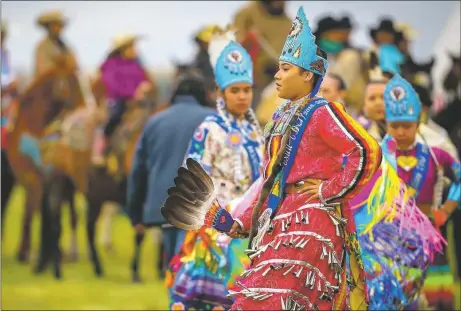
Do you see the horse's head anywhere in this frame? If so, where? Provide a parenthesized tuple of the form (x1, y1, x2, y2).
(20, 70, 84, 132)
(400, 57, 435, 92)
(443, 51, 461, 96)
(449, 52, 461, 67)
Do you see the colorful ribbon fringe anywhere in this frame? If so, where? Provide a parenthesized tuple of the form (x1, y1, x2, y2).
(350, 139, 446, 310)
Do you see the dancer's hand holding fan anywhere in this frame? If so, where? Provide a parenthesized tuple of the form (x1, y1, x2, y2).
(161, 158, 235, 233)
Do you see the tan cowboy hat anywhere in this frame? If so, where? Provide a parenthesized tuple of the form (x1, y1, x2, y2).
(194, 25, 221, 44)
(109, 33, 143, 53)
(36, 10, 68, 27)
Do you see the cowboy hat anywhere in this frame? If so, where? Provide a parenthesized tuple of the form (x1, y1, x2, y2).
(314, 16, 338, 38)
(36, 10, 68, 27)
(370, 18, 397, 40)
(314, 15, 353, 39)
(194, 25, 221, 44)
(338, 16, 353, 30)
(109, 33, 143, 53)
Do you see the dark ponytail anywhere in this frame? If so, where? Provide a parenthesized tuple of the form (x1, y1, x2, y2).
(170, 71, 215, 107)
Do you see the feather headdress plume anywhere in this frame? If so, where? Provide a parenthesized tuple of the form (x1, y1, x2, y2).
(207, 25, 253, 90)
(208, 25, 236, 71)
(368, 51, 386, 83)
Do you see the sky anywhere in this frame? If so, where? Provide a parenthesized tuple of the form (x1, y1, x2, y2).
(1, 1, 458, 73)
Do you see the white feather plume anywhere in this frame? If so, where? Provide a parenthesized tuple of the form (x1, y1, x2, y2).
(368, 50, 386, 82)
(208, 28, 236, 71)
(369, 65, 385, 82)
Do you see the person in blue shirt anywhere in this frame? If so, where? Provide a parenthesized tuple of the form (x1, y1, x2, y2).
(127, 71, 216, 279)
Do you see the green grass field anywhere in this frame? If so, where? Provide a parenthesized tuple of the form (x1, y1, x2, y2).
(1, 186, 169, 310)
(2, 186, 460, 310)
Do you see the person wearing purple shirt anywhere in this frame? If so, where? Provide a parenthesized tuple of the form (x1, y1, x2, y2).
(384, 74, 460, 310)
(95, 34, 153, 161)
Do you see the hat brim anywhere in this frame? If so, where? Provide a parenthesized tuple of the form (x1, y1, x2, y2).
(370, 27, 397, 40)
(110, 35, 144, 54)
(195, 26, 219, 44)
(316, 25, 352, 39)
(339, 24, 353, 30)
(386, 116, 419, 123)
(37, 18, 68, 27)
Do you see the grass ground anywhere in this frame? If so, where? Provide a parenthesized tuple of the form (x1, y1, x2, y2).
(1, 186, 169, 310)
(2, 187, 460, 310)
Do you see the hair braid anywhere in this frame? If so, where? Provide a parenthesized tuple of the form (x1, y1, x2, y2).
(247, 98, 313, 249)
(244, 108, 264, 145)
(248, 127, 290, 248)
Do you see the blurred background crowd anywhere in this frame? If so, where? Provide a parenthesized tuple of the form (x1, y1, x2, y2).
(1, 1, 460, 310)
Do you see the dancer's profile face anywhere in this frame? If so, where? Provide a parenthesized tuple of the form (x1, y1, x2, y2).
(387, 121, 418, 148)
(274, 61, 313, 101)
(221, 82, 253, 118)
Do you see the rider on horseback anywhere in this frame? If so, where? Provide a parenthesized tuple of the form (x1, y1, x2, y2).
(34, 10, 77, 77)
(93, 34, 155, 164)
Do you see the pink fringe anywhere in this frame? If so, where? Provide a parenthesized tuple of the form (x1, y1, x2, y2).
(350, 169, 446, 263)
(394, 184, 446, 261)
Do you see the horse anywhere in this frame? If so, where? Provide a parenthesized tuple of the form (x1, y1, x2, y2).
(85, 64, 195, 282)
(6, 68, 85, 264)
(85, 92, 163, 280)
(443, 52, 461, 102)
(41, 66, 167, 280)
(35, 66, 161, 279)
(37, 63, 192, 281)
(429, 52, 461, 135)
(400, 56, 435, 92)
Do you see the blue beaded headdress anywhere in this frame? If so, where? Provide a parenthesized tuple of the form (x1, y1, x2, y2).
(384, 74, 421, 123)
(208, 29, 253, 90)
(279, 7, 328, 77)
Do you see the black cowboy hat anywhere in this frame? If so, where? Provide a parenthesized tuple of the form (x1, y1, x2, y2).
(314, 15, 353, 39)
(338, 16, 353, 30)
(314, 16, 339, 38)
(370, 19, 397, 40)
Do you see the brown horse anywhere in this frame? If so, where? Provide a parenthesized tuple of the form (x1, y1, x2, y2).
(85, 92, 164, 279)
(6, 68, 86, 263)
(36, 67, 168, 279)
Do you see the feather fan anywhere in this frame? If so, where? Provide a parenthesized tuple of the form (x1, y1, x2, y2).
(161, 158, 235, 232)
